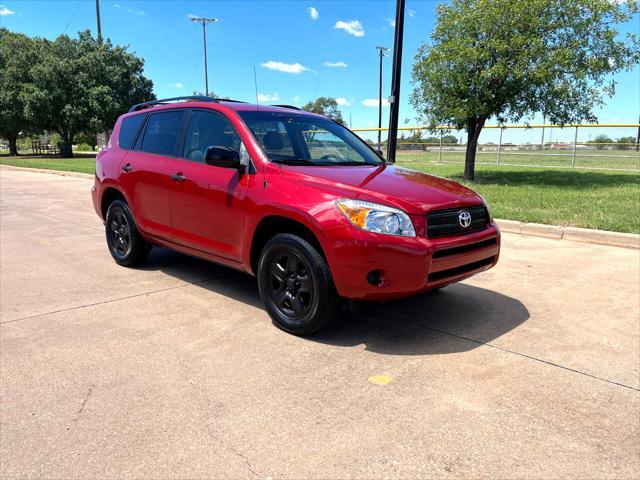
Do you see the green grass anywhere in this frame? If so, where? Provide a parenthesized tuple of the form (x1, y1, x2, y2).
(397, 149, 640, 170)
(395, 158, 640, 234)
(2, 153, 638, 234)
(0, 154, 96, 174)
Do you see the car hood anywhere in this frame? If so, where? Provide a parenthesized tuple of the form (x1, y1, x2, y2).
(281, 164, 484, 215)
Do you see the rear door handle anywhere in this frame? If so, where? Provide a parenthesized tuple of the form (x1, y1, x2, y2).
(171, 172, 187, 183)
(121, 163, 132, 172)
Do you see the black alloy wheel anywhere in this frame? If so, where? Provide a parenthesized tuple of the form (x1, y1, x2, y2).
(257, 233, 339, 335)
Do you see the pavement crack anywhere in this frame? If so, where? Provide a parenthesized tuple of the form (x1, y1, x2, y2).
(0, 276, 223, 325)
(176, 357, 264, 479)
(72, 384, 95, 421)
(404, 319, 640, 392)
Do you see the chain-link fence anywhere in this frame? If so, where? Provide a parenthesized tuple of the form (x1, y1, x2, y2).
(353, 123, 640, 171)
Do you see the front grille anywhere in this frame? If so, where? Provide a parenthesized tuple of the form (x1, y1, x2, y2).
(427, 205, 489, 238)
(428, 256, 496, 282)
(432, 237, 497, 259)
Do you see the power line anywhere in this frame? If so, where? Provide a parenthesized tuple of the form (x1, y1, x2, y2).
(62, 0, 82, 35)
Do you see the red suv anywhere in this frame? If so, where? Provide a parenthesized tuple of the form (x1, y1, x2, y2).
(92, 96, 500, 335)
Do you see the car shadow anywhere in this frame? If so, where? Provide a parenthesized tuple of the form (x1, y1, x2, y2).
(142, 248, 529, 356)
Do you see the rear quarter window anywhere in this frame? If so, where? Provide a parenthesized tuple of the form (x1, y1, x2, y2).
(119, 114, 146, 150)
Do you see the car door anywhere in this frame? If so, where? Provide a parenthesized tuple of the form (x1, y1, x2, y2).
(118, 110, 186, 240)
(168, 109, 250, 261)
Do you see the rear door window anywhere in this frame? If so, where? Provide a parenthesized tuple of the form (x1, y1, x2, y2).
(140, 110, 185, 156)
(119, 114, 146, 150)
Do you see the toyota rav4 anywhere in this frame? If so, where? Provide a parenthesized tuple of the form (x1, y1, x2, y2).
(92, 96, 500, 335)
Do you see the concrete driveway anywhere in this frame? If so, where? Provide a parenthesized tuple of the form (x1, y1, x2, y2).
(1, 167, 638, 479)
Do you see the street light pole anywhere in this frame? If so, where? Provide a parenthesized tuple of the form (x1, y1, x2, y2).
(95, 0, 102, 42)
(376, 46, 389, 151)
(387, 0, 406, 163)
(191, 16, 218, 97)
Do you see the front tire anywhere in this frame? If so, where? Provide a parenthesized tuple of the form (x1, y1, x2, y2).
(257, 234, 339, 335)
(105, 200, 150, 267)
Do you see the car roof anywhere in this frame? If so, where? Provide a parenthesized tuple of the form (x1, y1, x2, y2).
(123, 99, 325, 120)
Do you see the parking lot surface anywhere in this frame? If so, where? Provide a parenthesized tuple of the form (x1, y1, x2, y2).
(1, 167, 639, 479)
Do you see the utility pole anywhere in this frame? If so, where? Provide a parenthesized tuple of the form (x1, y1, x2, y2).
(636, 114, 639, 152)
(95, 0, 102, 42)
(387, 0, 406, 163)
(376, 46, 389, 151)
(191, 16, 218, 97)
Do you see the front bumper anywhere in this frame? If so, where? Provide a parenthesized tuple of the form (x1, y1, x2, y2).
(325, 222, 500, 300)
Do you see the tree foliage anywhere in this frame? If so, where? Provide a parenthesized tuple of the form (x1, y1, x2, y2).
(0, 29, 45, 155)
(0, 29, 154, 157)
(411, 0, 640, 180)
(302, 97, 345, 124)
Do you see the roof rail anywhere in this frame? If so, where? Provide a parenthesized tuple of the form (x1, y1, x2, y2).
(271, 104, 302, 111)
(218, 98, 248, 104)
(128, 96, 217, 113)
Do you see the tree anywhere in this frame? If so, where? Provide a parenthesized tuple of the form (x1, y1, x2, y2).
(31, 31, 154, 157)
(588, 133, 613, 150)
(411, 0, 640, 180)
(0, 29, 43, 156)
(302, 97, 345, 124)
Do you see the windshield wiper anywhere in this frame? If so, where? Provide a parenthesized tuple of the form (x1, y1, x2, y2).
(271, 159, 317, 166)
(272, 159, 381, 167)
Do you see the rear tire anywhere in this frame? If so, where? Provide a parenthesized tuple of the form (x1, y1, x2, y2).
(257, 234, 339, 335)
(105, 200, 150, 267)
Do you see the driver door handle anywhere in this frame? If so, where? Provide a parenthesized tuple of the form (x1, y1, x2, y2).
(121, 163, 132, 172)
(171, 172, 187, 183)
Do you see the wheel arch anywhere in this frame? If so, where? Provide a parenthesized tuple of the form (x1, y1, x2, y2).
(249, 215, 328, 276)
(100, 187, 127, 219)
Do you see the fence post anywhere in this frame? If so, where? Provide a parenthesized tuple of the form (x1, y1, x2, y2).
(497, 127, 503, 165)
(572, 126, 578, 167)
(438, 130, 443, 163)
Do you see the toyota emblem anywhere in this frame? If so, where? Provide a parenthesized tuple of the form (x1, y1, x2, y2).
(458, 210, 472, 228)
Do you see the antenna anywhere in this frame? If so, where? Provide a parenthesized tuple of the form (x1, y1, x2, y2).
(253, 65, 260, 106)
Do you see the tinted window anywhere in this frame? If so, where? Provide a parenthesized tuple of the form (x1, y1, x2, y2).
(183, 110, 241, 162)
(119, 114, 146, 150)
(238, 111, 383, 166)
(140, 110, 185, 156)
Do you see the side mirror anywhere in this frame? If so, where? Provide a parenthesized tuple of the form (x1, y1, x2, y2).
(204, 146, 242, 169)
(375, 149, 385, 158)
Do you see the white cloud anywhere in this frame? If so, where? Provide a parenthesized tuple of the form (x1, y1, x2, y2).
(334, 20, 365, 37)
(336, 97, 350, 107)
(362, 98, 390, 107)
(113, 3, 120, 7)
(171, 82, 184, 88)
(408, 9, 416, 18)
(0, 5, 15, 15)
(127, 8, 145, 15)
(323, 61, 348, 68)
(261, 60, 310, 74)
(368, 121, 375, 126)
(188, 13, 198, 19)
(387, 18, 395, 28)
(257, 92, 279, 102)
(292, 96, 302, 103)
(308, 7, 319, 20)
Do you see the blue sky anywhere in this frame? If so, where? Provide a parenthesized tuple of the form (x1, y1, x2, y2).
(1, 0, 638, 143)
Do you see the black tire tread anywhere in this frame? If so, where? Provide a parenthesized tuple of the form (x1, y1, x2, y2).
(105, 200, 150, 267)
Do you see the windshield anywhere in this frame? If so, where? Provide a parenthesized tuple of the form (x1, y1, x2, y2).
(237, 111, 384, 166)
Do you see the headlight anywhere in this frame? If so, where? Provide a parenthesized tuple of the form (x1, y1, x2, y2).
(336, 199, 416, 237)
